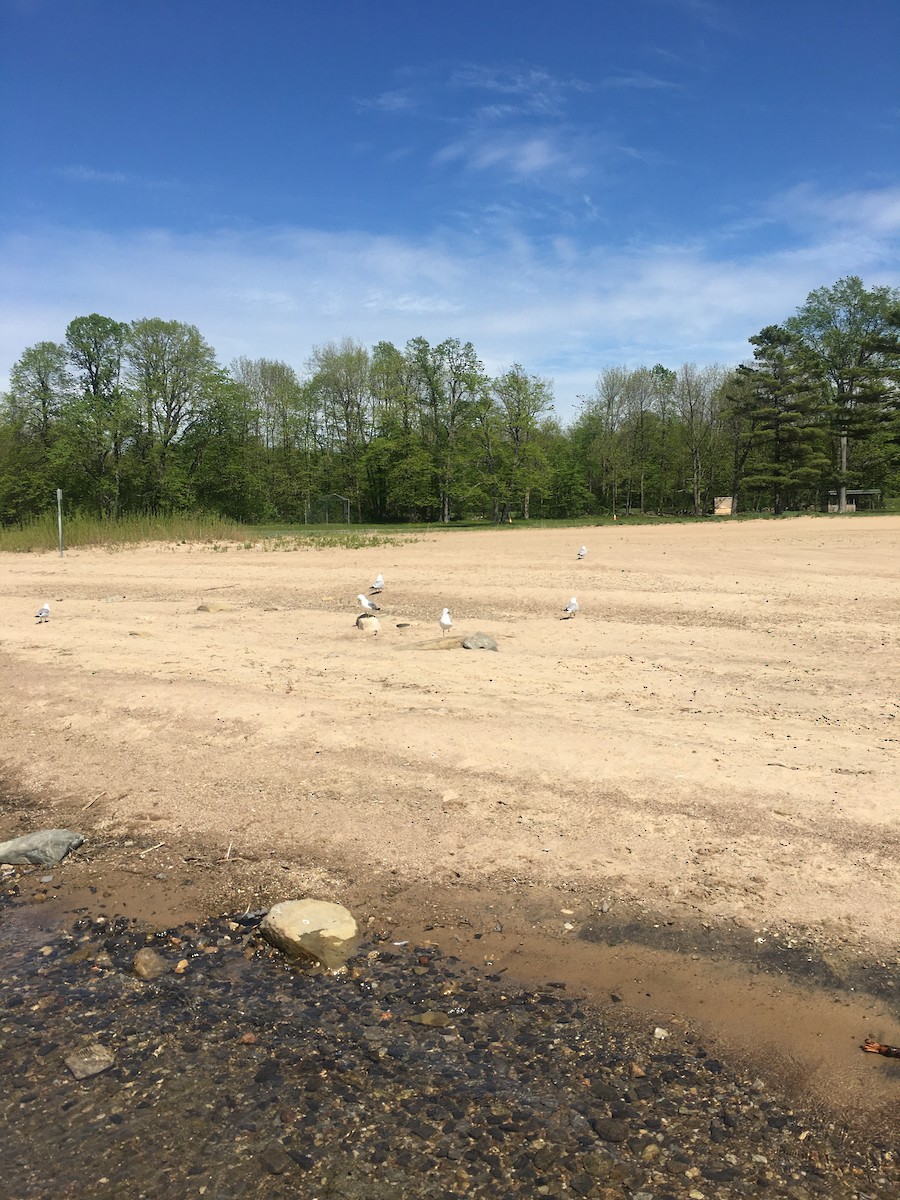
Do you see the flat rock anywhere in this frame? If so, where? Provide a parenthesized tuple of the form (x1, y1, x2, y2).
(462, 631, 498, 651)
(0, 829, 84, 866)
(400, 635, 467, 651)
(259, 899, 359, 970)
(196, 602, 235, 613)
(65, 1043, 115, 1080)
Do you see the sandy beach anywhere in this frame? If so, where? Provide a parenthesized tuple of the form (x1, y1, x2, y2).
(2, 516, 899, 1125)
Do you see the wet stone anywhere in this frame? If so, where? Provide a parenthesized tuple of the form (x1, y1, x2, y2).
(258, 1142, 294, 1175)
(132, 947, 168, 980)
(592, 1118, 630, 1143)
(64, 1043, 115, 1080)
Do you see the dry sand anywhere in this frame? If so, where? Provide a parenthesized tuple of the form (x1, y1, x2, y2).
(2, 516, 899, 1118)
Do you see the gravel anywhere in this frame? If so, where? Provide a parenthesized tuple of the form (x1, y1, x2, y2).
(1, 880, 897, 1199)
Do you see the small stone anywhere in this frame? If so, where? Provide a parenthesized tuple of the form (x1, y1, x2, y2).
(407, 1011, 453, 1027)
(592, 1118, 629, 1143)
(258, 1143, 293, 1175)
(653, 1027, 670, 1040)
(65, 1044, 115, 1080)
(132, 948, 168, 980)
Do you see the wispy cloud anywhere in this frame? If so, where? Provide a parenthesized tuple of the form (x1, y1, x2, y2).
(451, 64, 590, 117)
(355, 89, 416, 114)
(3, 183, 898, 416)
(60, 165, 132, 185)
(60, 164, 177, 190)
(434, 129, 588, 180)
(650, 0, 741, 35)
(773, 183, 900, 235)
(601, 71, 680, 91)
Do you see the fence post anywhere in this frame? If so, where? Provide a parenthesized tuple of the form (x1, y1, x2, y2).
(57, 489, 64, 557)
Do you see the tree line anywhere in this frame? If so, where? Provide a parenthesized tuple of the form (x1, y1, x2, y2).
(1, 276, 898, 525)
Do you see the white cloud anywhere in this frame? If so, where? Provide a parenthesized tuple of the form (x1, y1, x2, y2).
(2, 183, 899, 420)
(61, 165, 132, 185)
(355, 89, 416, 114)
(600, 71, 680, 91)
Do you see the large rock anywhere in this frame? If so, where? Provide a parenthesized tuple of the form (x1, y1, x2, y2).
(259, 899, 359, 970)
(462, 631, 498, 651)
(0, 829, 84, 866)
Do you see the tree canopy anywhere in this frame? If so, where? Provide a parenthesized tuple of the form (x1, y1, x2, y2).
(2, 278, 898, 525)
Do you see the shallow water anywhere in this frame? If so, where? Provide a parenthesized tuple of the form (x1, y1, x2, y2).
(2, 881, 898, 1200)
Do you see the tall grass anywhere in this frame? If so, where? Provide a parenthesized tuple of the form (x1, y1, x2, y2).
(0, 512, 250, 552)
(0, 512, 420, 553)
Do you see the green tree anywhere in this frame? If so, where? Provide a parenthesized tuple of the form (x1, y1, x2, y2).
(676, 363, 726, 516)
(7, 341, 70, 446)
(408, 337, 487, 522)
(729, 326, 829, 513)
(125, 318, 220, 511)
(492, 365, 553, 519)
(785, 276, 900, 512)
(306, 338, 372, 520)
(63, 314, 130, 516)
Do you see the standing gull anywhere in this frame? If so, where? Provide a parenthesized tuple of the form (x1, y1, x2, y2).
(357, 594, 381, 615)
(35, 603, 50, 624)
(577, 545, 587, 560)
(439, 607, 453, 637)
(370, 573, 384, 594)
(561, 597, 579, 620)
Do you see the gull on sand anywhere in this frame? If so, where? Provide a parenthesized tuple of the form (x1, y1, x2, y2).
(577, 545, 587, 559)
(35, 603, 50, 623)
(370, 573, 384, 594)
(561, 597, 579, 619)
(357, 594, 381, 614)
(439, 607, 453, 636)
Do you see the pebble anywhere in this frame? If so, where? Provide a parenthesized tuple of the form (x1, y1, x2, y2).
(0, 889, 897, 1199)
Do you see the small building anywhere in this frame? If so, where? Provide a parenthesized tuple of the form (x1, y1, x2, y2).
(825, 489, 882, 513)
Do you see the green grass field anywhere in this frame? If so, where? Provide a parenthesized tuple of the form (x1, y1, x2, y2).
(0, 506, 893, 553)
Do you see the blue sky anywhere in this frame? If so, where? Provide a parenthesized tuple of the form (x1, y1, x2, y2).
(2, 0, 899, 417)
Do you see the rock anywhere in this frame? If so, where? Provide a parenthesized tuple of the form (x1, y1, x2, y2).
(196, 602, 234, 613)
(592, 1118, 629, 1143)
(355, 614, 380, 636)
(0, 829, 84, 866)
(461, 631, 498, 651)
(259, 899, 359, 969)
(132, 948, 168, 980)
(258, 1143, 294, 1175)
(407, 1011, 453, 1027)
(65, 1043, 115, 1080)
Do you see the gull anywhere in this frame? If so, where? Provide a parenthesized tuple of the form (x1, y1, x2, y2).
(577, 545, 587, 560)
(357, 593, 381, 615)
(370, 573, 384, 594)
(35, 603, 50, 624)
(561, 597, 579, 620)
(439, 607, 453, 636)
